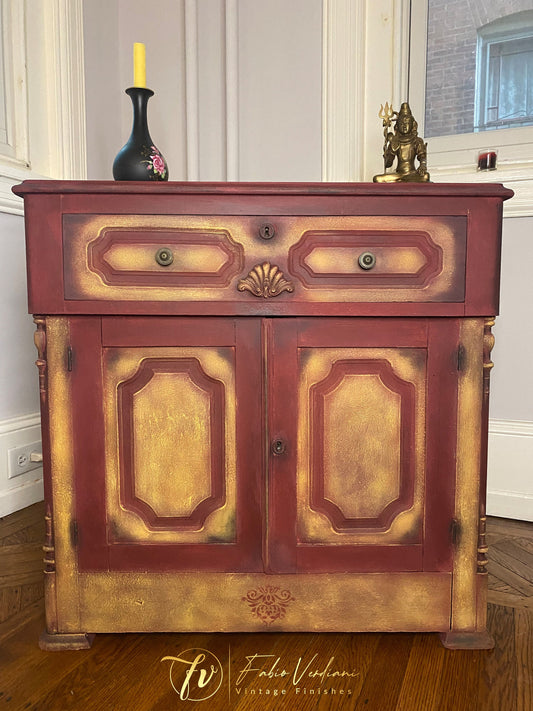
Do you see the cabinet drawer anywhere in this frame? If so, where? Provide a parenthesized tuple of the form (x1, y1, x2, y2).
(63, 214, 466, 305)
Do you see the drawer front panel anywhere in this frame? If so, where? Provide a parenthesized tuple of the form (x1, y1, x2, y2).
(64, 215, 246, 299)
(63, 214, 466, 304)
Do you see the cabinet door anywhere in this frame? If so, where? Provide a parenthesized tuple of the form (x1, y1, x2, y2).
(267, 318, 459, 574)
(70, 316, 263, 572)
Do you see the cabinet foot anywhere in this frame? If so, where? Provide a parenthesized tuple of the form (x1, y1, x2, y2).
(439, 630, 494, 650)
(39, 630, 95, 651)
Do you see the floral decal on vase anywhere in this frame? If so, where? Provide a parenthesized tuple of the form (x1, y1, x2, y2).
(242, 586, 296, 625)
(142, 145, 167, 180)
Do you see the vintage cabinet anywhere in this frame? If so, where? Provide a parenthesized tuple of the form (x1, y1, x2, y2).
(13, 181, 513, 650)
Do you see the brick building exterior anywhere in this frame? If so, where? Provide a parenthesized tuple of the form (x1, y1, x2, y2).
(425, 0, 533, 137)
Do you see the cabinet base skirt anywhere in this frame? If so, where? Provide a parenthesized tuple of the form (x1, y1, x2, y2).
(51, 571, 455, 634)
(42, 572, 495, 650)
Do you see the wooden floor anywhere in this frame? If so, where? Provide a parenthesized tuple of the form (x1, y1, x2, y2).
(1, 502, 532, 710)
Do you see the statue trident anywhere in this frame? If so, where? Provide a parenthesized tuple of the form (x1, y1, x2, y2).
(378, 102, 397, 172)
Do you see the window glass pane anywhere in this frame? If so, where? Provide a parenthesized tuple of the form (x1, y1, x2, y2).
(499, 50, 528, 121)
(425, 1, 533, 138)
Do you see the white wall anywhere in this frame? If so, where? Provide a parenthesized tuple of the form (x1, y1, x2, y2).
(88, 0, 322, 183)
(83, 0, 121, 180)
(117, 0, 187, 181)
(491, 216, 533, 422)
(0, 213, 39, 420)
(0, 212, 43, 516)
(237, 0, 322, 181)
(487, 216, 533, 522)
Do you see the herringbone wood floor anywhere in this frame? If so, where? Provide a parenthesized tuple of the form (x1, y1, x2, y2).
(0, 501, 532, 710)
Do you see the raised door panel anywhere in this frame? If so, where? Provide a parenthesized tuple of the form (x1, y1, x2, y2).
(267, 318, 459, 574)
(71, 316, 263, 572)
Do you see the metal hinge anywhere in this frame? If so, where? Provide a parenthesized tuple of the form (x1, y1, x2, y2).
(457, 344, 466, 371)
(70, 519, 79, 548)
(67, 345, 73, 372)
(450, 518, 461, 547)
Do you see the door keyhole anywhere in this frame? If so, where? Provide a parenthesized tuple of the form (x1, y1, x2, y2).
(271, 438, 286, 455)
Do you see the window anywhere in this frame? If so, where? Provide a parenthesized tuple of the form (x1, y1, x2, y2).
(476, 13, 533, 132)
(409, 0, 533, 214)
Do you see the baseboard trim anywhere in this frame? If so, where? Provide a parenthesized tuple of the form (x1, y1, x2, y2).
(487, 418, 533, 522)
(0, 478, 44, 518)
(486, 490, 533, 523)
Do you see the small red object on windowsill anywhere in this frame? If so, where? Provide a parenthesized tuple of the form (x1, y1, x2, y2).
(478, 150, 497, 171)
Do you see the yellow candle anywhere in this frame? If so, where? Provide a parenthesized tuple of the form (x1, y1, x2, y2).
(133, 42, 146, 88)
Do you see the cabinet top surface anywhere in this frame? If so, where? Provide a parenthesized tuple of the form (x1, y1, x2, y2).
(12, 179, 514, 200)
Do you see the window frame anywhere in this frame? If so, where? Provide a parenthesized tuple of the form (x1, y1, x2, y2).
(475, 15, 533, 132)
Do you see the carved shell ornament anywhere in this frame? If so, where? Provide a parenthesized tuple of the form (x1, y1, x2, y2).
(237, 262, 294, 298)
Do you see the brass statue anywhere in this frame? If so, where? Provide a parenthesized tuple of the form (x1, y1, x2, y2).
(373, 102, 430, 183)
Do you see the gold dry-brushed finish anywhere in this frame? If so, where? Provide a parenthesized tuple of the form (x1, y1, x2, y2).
(237, 262, 294, 298)
(64, 214, 246, 302)
(132, 371, 212, 518)
(324, 372, 401, 519)
(452, 319, 485, 632)
(105, 242, 227, 273)
(289, 216, 463, 303)
(297, 347, 426, 544)
(64, 214, 463, 304)
(478, 317, 496, 573)
(46, 317, 80, 633)
(306, 245, 426, 275)
(43, 506, 55, 574)
(483, 318, 495, 394)
(42, 505, 57, 634)
(77, 571, 451, 633)
(103, 347, 236, 544)
(477, 515, 489, 574)
(33, 316, 47, 404)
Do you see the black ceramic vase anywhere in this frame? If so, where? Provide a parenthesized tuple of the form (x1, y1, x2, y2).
(113, 87, 168, 181)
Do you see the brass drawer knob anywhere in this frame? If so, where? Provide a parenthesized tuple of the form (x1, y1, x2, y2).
(358, 252, 376, 270)
(155, 247, 174, 267)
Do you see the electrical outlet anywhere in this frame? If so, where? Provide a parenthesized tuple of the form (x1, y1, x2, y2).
(7, 441, 42, 479)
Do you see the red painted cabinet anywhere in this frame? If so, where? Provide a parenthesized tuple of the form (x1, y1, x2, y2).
(13, 181, 512, 649)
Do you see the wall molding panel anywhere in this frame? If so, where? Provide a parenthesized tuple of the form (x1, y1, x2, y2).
(224, 0, 239, 181)
(322, 0, 362, 182)
(184, 0, 200, 180)
(321, 0, 411, 182)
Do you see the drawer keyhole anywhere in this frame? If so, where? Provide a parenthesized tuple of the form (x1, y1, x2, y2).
(155, 248, 174, 267)
(358, 252, 376, 270)
(259, 223, 276, 240)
